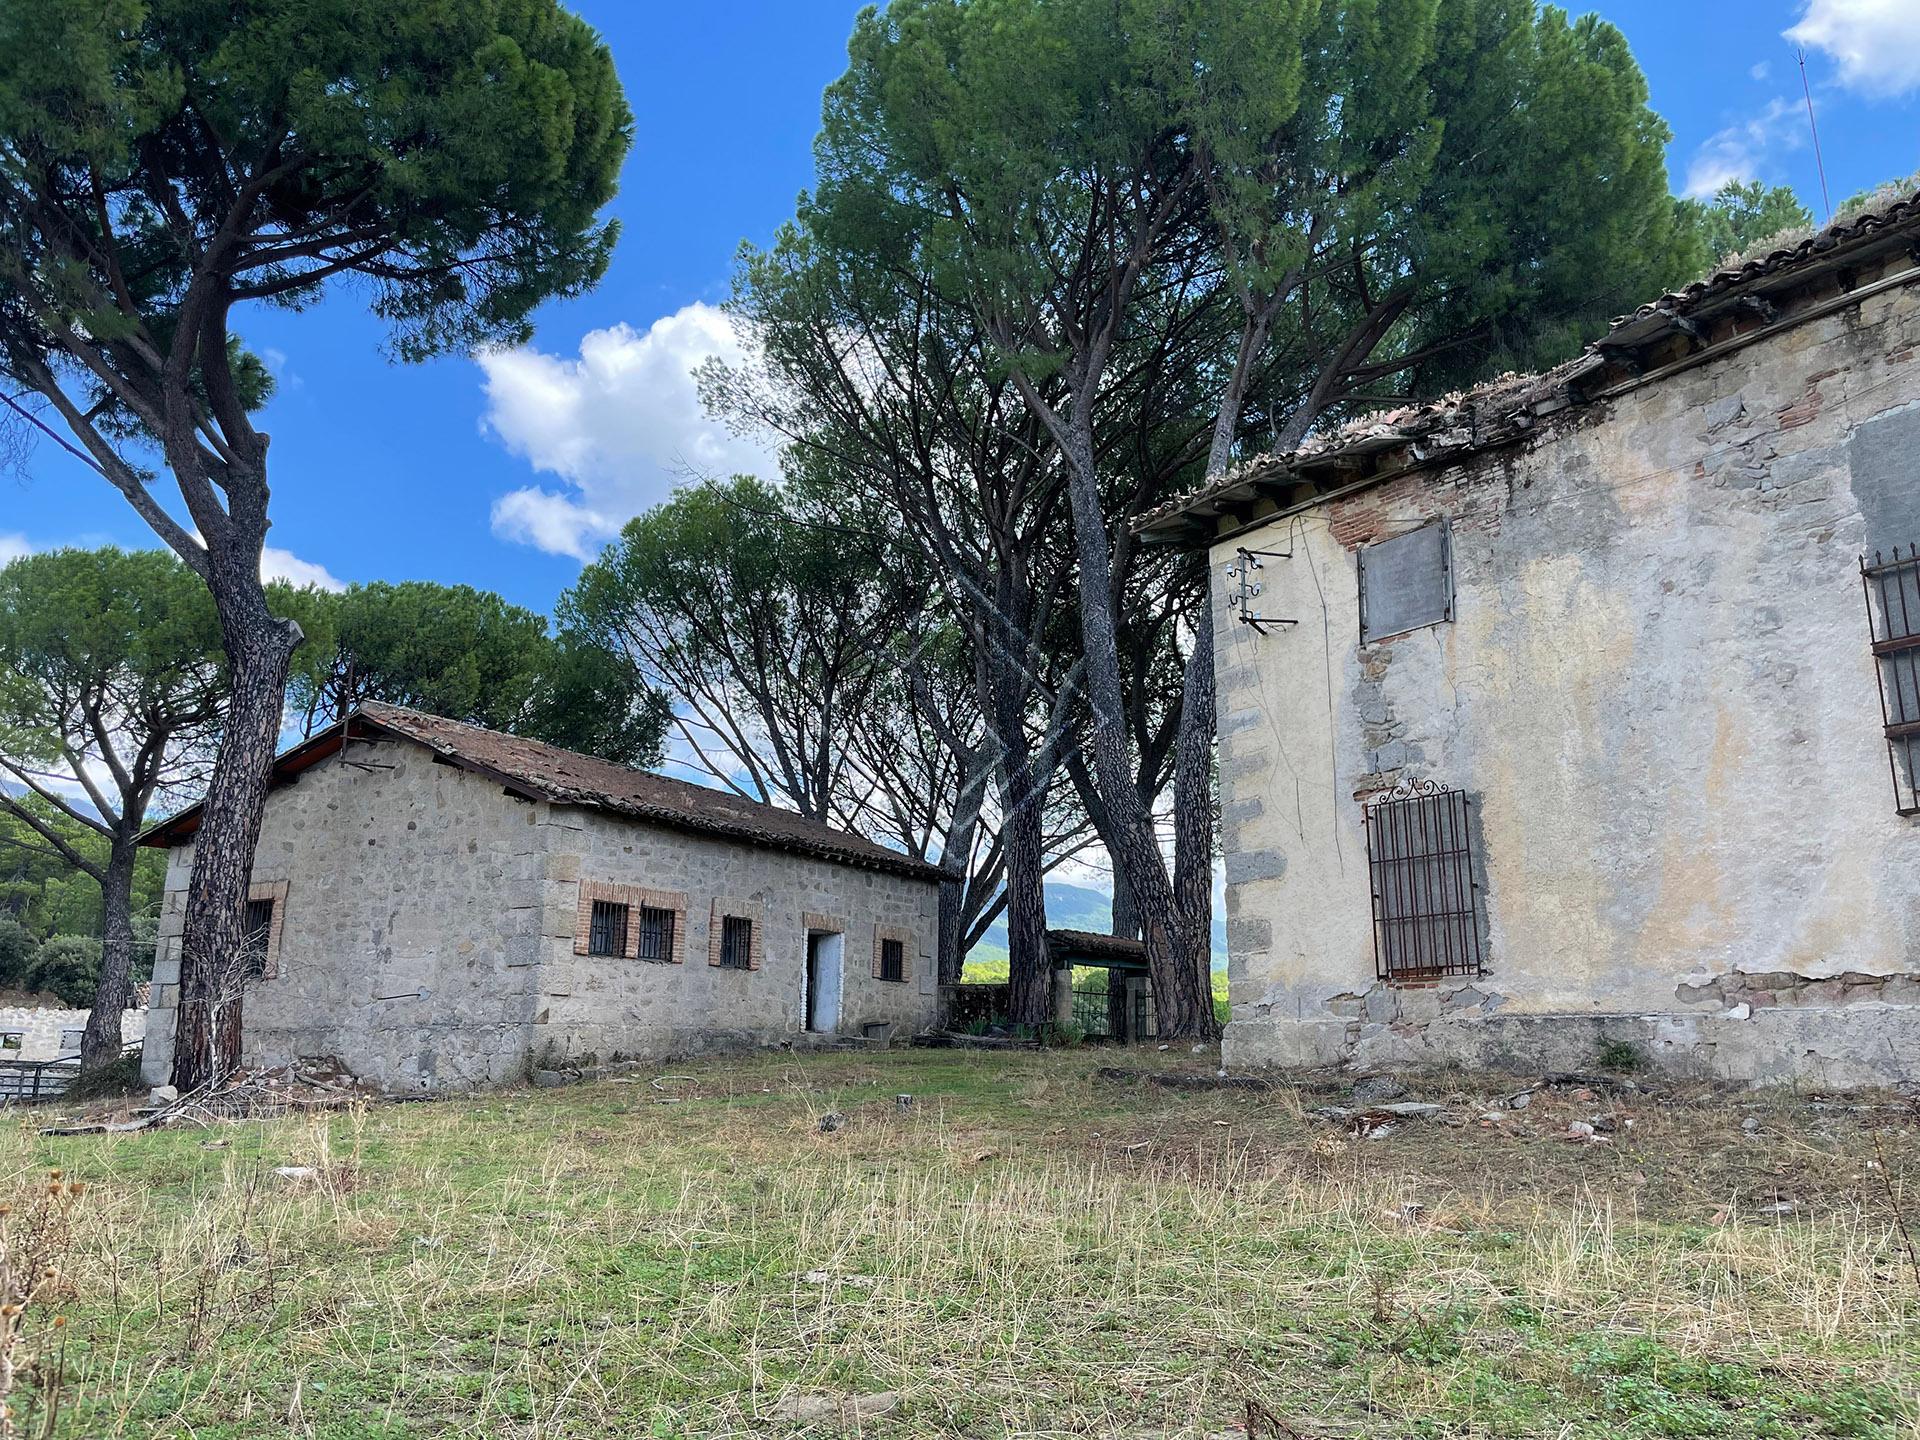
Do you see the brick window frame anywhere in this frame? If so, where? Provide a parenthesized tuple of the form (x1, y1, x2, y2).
(574, 882, 688, 963)
(872, 923, 917, 982)
(708, 897, 764, 970)
(245, 880, 289, 981)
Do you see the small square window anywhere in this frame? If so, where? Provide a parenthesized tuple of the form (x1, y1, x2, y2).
(0, 1033, 21, 1052)
(588, 899, 629, 958)
(879, 937, 905, 982)
(636, 904, 676, 962)
(719, 915, 753, 970)
(243, 898, 276, 979)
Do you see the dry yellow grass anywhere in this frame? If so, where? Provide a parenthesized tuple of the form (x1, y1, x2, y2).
(0, 1047, 1912, 1437)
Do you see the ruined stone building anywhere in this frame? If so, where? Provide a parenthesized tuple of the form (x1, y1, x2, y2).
(1141, 193, 1920, 1086)
(139, 704, 942, 1090)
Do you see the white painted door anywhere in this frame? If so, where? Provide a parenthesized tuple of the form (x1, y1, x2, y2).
(806, 932, 844, 1034)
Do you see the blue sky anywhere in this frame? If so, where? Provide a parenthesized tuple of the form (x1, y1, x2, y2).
(2, 0, 1917, 617)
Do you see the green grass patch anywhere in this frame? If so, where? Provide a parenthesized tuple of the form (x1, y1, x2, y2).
(1, 1048, 1912, 1436)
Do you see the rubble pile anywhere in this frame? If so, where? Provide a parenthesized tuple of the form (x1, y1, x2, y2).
(169, 1055, 378, 1121)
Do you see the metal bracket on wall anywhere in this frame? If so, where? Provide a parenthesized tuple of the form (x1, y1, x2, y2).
(1225, 545, 1297, 634)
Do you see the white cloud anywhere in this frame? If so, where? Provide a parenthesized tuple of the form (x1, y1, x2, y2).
(0, 532, 29, 567)
(1682, 96, 1802, 199)
(477, 302, 779, 561)
(260, 546, 343, 592)
(1751, 61, 1772, 82)
(1788, 0, 1920, 97)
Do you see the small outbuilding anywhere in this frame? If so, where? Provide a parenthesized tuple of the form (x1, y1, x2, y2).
(139, 704, 943, 1090)
(1141, 192, 1920, 1087)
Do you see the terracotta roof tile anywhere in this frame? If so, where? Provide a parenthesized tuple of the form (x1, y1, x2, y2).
(1138, 188, 1920, 541)
(146, 703, 946, 883)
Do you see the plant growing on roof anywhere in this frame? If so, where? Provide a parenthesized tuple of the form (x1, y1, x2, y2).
(0, 0, 632, 1088)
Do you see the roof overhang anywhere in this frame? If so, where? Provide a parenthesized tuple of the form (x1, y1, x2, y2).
(139, 708, 950, 884)
(1136, 191, 1920, 548)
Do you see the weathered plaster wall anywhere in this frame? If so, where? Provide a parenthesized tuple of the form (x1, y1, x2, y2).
(533, 810, 939, 1066)
(142, 737, 941, 1090)
(1216, 281, 1920, 1086)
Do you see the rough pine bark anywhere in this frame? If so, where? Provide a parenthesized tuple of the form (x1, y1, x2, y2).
(170, 598, 300, 1089)
(935, 791, 981, 987)
(986, 637, 1052, 1026)
(1057, 413, 1213, 1038)
(1170, 576, 1221, 1041)
(79, 835, 140, 1071)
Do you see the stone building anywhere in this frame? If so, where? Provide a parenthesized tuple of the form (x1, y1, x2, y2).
(139, 704, 942, 1090)
(0, 1001, 146, 1063)
(1140, 193, 1920, 1087)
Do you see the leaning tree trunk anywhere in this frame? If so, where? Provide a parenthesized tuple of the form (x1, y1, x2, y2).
(935, 754, 988, 986)
(79, 834, 142, 1072)
(998, 777, 1052, 1028)
(986, 647, 1052, 1027)
(171, 606, 301, 1090)
(1170, 576, 1222, 1041)
(1056, 413, 1212, 1037)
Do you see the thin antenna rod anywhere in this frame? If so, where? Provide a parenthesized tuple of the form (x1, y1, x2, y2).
(1797, 46, 1833, 224)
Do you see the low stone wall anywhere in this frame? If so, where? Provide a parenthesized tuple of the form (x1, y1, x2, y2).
(0, 1006, 146, 1064)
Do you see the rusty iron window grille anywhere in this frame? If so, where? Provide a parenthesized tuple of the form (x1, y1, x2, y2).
(1861, 545, 1920, 816)
(243, 897, 276, 979)
(636, 904, 675, 962)
(587, 899, 629, 958)
(1362, 778, 1485, 982)
(879, 937, 905, 982)
(719, 915, 754, 970)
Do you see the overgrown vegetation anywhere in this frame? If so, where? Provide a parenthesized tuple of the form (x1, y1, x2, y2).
(12, 1049, 1916, 1436)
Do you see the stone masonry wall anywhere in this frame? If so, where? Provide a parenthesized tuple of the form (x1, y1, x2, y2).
(1213, 278, 1920, 1087)
(531, 807, 940, 1067)
(142, 737, 942, 1090)
(0, 1006, 146, 1063)
(145, 737, 552, 1091)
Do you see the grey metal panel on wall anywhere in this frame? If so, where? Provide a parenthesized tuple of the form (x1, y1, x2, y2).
(1358, 520, 1453, 644)
(1851, 405, 1920, 552)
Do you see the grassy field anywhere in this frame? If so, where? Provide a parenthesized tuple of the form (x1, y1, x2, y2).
(2, 1048, 1916, 1437)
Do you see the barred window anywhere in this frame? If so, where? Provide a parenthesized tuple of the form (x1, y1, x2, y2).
(1362, 779, 1484, 981)
(878, 937, 905, 982)
(243, 897, 276, 979)
(588, 899, 630, 958)
(1862, 545, 1920, 815)
(636, 904, 676, 962)
(719, 915, 754, 970)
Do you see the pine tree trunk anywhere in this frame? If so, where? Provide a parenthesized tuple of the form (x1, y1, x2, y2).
(1171, 577, 1222, 1041)
(1110, 868, 1139, 940)
(935, 757, 986, 986)
(80, 835, 140, 1072)
(1056, 414, 1212, 1038)
(986, 645, 1051, 1027)
(170, 609, 299, 1090)
(999, 779, 1052, 1027)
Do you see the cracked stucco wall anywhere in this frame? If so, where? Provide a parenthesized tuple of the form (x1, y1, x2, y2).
(1213, 281, 1920, 1087)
